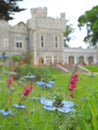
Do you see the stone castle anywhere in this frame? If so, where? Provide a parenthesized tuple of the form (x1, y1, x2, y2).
(0, 7, 98, 65)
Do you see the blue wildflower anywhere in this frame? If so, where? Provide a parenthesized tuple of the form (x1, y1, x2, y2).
(13, 104, 26, 109)
(8, 71, 17, 75)
(24, 75, 36, 79)
(0, 109, 13, 116)
(40, 97, 75, 113)
(36, 81, 53, 88)
(81, 97, 87, 101)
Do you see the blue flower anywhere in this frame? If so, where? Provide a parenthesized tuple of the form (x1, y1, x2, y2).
(24, 75, 36, 79)
(0, 109, 13, 116)
(43, 105, 56, 111)
(48, 80, 55, 84)
(36, 81, 45, 87)
(45, 83, 53, 88)
(40, 97, 75, 113)
(8, 71, 17, 75)
(0, 54, 8, 59)
(13, 104, 26, 109)
(36, 81, 53, 88)
(40, 97, 54, 106)
(81, 97, 87, 101)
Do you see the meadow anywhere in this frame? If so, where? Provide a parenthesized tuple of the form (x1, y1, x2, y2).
(0, 64, 98, 130)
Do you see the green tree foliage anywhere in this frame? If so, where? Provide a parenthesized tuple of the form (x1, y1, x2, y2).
(64, 21, 74, 47)
(0, 0, 25, 21)
(78, 5, 98, 47)
(11, 55, 23, 63)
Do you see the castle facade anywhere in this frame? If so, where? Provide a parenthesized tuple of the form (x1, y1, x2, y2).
(0, 7, 97, 65)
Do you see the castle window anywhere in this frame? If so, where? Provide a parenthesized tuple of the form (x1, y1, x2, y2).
(41, 36, 44, 47)
(41, 36, 43, 41)
(55, 36, 58, 47)
(41, 42, 44, 47)
(16, 42, 19, 47)
(20, 42, 22, 47)
(16, 41, 22, 48)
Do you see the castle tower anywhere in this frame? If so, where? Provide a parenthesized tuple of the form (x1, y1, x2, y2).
(27, 7, 66, 65)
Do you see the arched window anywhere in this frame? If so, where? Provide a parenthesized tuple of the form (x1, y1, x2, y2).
(79, 56, 84, 63)
(88, 56, 93, 64)
(69, 56, 74, 65)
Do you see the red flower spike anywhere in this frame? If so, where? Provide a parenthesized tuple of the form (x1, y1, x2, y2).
(7, 75, 15, 88)
(23, 82, 33, 96)
(68, 73, 78, 98)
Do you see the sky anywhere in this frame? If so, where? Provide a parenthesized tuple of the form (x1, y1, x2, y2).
(9, 0, 98, 48)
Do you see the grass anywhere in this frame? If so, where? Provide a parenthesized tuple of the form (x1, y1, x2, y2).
(84, 65, 98, 72)
(0, 65, 98, 130)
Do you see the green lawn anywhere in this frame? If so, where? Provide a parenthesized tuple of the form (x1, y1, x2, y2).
(84, 65, 98, 72)
(0, 65, 98, 130)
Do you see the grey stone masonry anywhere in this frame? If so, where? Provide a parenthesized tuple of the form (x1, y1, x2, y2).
(0, 7, 98, 65)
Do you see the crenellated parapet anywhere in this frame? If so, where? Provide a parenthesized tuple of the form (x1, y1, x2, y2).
(31, 7, 47, 18)
(27, 7, 66, 32)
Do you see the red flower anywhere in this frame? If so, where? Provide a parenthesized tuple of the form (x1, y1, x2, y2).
(71, 79, 77, 84)
(69, 93, 74, 98)
(69, 86, 76, 92)
(70, 82, 76, 87)
(13, 67, 17, 72)
(19, 61, 24, 65)
(23, 82, 33, 96)
(74, 73, 78, 77)
(7, 75, 15, 88)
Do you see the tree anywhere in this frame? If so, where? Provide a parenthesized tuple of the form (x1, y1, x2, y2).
(78, 5, 98, 47)
(0, 0, 25, 21)
(64, 21, 74, 47)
